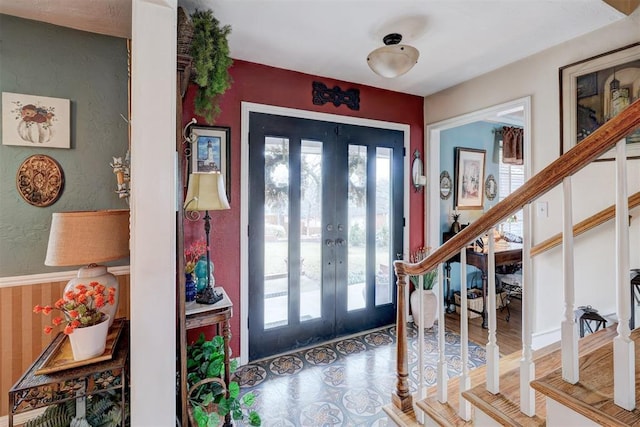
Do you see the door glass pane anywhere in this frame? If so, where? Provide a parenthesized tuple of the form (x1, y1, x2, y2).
(347, 145, 367, 311)
(300, 140, 323, 322)
(375, 147, 393, 305)
(264, 137, 289, 329)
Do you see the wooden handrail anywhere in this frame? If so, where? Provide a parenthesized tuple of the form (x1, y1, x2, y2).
(395, 98, 640, 278)
(530, 191, 640, 257)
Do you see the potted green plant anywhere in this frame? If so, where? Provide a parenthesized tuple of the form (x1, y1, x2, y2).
(186, 334, 261, 427)
(189, 9, 233, 122)
(408, 248, 439, 329)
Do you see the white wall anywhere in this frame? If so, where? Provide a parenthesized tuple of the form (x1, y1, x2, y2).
(130, 0, 177, 425)
(424, 10, 640, 336)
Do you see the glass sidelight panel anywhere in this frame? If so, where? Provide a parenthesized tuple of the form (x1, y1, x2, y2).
(375, 147, 393, 306)
(300, 140, 323, 322)
(264, 137, 290, 329)
(347, 145, 367, 311)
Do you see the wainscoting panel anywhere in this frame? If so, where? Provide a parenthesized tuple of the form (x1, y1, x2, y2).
(0, 274, 130, 418)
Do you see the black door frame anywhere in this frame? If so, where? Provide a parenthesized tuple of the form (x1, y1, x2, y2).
(239, 103, 411, 365)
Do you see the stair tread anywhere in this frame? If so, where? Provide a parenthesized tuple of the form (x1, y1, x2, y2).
(531, 327, 640, 427)
(382, 403, 420, 427)
(462, 325, 617, 426)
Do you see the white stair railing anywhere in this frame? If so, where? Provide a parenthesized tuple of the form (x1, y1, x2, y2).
(486, 228, 500, 394)
(459, 248, 472, 420)
(614, 139, 635, 411)
(520, 203, 536, 416)
(437, 262, 448, 403)
(561, 176, 579, 383)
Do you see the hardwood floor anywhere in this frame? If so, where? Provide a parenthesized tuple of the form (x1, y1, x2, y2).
(444, 294, 522, 355)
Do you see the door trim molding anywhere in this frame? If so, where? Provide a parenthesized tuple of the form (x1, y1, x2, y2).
(240, 102, 411, 364)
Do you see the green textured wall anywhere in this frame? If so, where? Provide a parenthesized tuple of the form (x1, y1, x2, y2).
(0, 15, 129, 277)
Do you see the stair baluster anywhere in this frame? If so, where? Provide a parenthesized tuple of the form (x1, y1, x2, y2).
(437, 262, 448, 404)
(614, 138, 635, 411)
(520, 202, 536, 416)
(459, 247, 472, 420)
(561, 176, 579, 384)
(486, 227, 500, 394)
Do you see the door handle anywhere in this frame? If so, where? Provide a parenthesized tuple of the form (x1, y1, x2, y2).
(326, 239, 335, 247)
(335, 238, 346, 246)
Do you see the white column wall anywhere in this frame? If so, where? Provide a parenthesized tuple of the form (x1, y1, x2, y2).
(130, 0, 177, 425)
(424, 10, 640, 338)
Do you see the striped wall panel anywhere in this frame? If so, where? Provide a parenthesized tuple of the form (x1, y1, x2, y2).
(0, 274, 130, 418)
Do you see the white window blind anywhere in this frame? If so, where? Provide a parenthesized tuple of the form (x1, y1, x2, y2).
(499, 146, 525, 237)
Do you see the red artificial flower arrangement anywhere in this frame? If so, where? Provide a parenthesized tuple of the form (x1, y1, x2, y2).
(185, 239, 207, 274)
(33, 281, 116, 335)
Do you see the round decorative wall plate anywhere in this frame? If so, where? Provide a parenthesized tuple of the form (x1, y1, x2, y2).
(16, 155, 65, 207)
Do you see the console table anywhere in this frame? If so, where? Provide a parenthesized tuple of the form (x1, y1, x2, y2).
(180, 287, 233, 426)
(444, 242, 522, 328)
(8, 320, 129, 427)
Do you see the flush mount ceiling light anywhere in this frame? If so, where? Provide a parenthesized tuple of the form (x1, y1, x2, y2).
(367, 33, 419, 78)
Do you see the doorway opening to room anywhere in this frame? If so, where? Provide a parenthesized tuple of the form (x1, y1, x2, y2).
(246, 112, 404, 361)
(427, 97, 531, 355)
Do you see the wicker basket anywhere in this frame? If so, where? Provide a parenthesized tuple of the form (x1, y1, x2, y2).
(177, 6, 194, 55)
(187, 377, 226, 427)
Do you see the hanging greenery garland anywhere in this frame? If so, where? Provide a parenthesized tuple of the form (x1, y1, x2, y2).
(190, 9, 233, 122)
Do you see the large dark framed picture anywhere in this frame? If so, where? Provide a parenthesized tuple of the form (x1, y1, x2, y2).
(454, 147, 485, 210)
(190, 125, 231, 199)
(560, 43, 640, 161)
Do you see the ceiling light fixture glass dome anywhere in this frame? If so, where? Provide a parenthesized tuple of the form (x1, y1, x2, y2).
(367, 33, 419, 78)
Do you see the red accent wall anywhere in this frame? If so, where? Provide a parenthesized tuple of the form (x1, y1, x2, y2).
(182, 60, 424, 356)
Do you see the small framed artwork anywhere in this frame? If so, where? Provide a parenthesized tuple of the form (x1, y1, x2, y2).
(454, 147, 485, 210)
(485, 174, 497, 201)
(439, 170, 452, 200)
(2, 92, 71, 148)
(190, 125, 230, 198)
(560, 42, 640, 160)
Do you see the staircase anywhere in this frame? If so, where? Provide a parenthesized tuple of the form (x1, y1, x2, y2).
(384, 98, 640, 426)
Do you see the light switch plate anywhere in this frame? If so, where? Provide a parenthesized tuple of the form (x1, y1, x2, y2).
(537, 201, 548, 218)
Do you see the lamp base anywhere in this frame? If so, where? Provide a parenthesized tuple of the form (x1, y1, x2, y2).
(64, 264, 119, 327)
(196, 286, 223, 305)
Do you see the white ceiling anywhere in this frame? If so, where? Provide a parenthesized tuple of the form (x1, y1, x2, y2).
(0, 0, 629, 97)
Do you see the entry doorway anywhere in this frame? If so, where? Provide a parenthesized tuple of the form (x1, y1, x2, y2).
(246, 112, 405, 361)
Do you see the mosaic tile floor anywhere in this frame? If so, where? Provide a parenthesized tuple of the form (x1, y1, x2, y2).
(233, 323, 487, 426)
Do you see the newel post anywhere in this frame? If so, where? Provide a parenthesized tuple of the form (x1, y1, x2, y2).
(392, 261, 413, 412)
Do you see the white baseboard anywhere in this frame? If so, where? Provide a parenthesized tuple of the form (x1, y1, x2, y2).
(0, 407, 46, 427)
(532, 326, 561, 350)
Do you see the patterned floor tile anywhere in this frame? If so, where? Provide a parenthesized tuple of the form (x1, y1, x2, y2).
(238, 323, 486, 425)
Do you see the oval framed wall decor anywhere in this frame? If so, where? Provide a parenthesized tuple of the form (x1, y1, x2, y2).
(485, 174, 497, 201)
(439, 170, 452, 200)
(16, 154, 65, 207)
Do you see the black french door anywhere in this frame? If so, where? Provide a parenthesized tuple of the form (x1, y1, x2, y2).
(248, 113, 404, 360)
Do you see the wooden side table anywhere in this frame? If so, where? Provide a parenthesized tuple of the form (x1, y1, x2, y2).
(8, 320, 129, 427)
(180, 287, 233, 426)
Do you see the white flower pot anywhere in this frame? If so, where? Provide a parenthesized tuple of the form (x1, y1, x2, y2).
(410, 290, 437, 329)
(68, 315, 110, 361)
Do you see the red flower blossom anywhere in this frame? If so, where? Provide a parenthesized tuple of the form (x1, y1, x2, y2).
(34, 281, 115, 335)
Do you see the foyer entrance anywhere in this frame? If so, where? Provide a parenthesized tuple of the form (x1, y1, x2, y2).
(247, 112, 404, 360)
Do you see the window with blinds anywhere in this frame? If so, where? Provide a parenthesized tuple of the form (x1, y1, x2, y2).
(499, 146, 525, 237)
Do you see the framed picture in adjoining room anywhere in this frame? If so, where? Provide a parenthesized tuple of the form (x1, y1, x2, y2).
(190, 125, 231, 198)
(2, 92, 71, 148)
(454, 147, 485, 210)
(560, 42, 640, 161)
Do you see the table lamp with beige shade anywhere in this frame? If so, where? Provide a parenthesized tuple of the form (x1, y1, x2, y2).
(45, 209, 130, 327)
(184, 172, 230, 304)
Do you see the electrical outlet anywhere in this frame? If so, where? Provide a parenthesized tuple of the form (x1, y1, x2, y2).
(537, 201, 548, 218)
